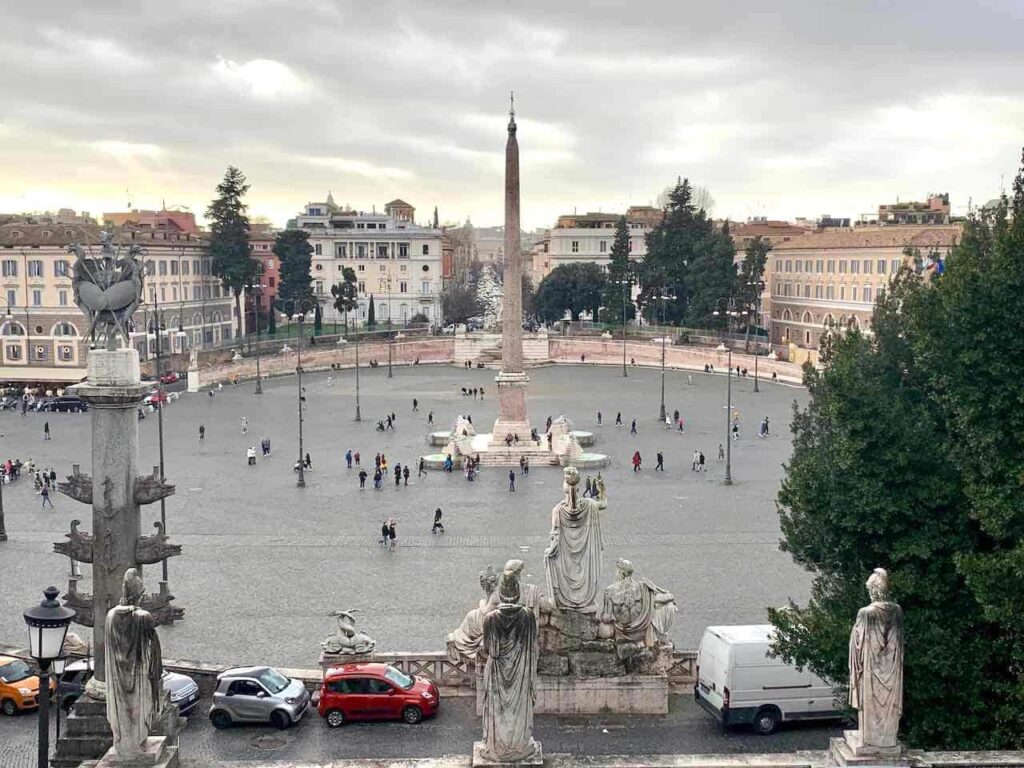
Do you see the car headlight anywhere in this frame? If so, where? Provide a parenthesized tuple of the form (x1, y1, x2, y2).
(18, 687, 32, 696)
(421, 691, 433, 700)
(285, 697, 298, 705)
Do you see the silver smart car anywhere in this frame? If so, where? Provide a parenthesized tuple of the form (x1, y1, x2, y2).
(209, 666, 309, 729)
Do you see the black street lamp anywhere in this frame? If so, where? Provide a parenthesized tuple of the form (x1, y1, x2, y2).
(610, 277, 630, 377)
(713, 297, 742, 486)
(251, 283, 266, 395)
(52, 655, 68, 744)
(657, 291, 675, 422)
(353, 331, 362, 422)
(23, 586, 75, 768)
(747, 279, 765, 393)
(283, 298, 316, 488)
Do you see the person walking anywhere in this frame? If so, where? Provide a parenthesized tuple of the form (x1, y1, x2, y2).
(199, 424, 205, 441)
(247, 446, 257, 466)
(699, 451, 706, 472)
(615, 412, 622, 427)
(523, 457, 529, 475)
(519, 456, 526, 475)
(597, 411, 602, 426)
(359, 468, 368, 489)
(373, 468, 383, 490)
(345, 450, 353, 468)
(630, 419, 637, 436)
(632, 450, 642, 472)
(718, 443, 725, 460)
(380, 520, 389, 546)
(394, 464, 402, 487)
(241, 416, 248, 434)
(692, 450, 700, 471)
(732, 422, 739, 440)
(431, 507, 445, 534)
(655, 451, 664, 471)
(418, 456, 426, 477)
(43, 421, 50, 441)
(354, 451, 361, 466)
(583, 476, 593, 497)
(40, 485, 53, 509)
(412, 398, 419, 412)
(508, 470, 516, 492)
(403, 465, 410, 486)
(388, 520, 397, 550)
(427, 411, 434, 426)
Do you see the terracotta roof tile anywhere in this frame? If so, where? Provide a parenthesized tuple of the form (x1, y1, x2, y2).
(771, 225, 961, 251)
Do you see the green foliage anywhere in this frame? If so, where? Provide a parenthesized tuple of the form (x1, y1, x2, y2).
(521, 274, 537, 321)
(737, 236, 771, 327)
(409, 312, 429, 324)
(535, 262, 606, 322)
(771, 150, 1024, 749)
(273, 229, 314, 318)
(367, 294, 376, 328)
(441, 277, 483, 326)
(205, 165, 257, 339)
(331, 267, 359, 332)
(267, 308, 276, 335)
(600, 216, 636, 324)
(638, 178, 736, 327)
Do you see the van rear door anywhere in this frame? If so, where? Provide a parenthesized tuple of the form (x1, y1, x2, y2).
(696, 628, 729, 712)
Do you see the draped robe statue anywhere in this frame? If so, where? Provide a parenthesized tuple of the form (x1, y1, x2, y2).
(601, 558, 678, 648)
(544, 466, 606, 612)
(480, 560, 541, 763)
(105, 568, 163, 756)
(849, 568, 904, 750)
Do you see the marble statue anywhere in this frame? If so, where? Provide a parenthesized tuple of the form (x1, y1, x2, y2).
(69, 231, 144, 349)
(448, 566, 500, 660)
(601, 558, 677, 650)
(480, 559, 541, 763)
(849, 568, 904, 750)
(321, 609, 376, 654)
(544, 466, 607, 612)
(105, 568, 163, 757)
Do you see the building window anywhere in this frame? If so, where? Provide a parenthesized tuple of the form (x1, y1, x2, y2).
(851, 286, 858, 301)
(357, 244, 366, 258)
(839, 285, 845, 300)
(827, 260, 835, 273)
(399, 281, 407, 293)
(32, 289, 42, 306)
(863, 286, 872, 303)
(268, 276, 276, 287)
(826, 285, 834, 299)
(599, 241, 607, 253)
(804, 284, 811, 298)
(315, 243, 322, 255)
(170, 260, 179, 275)
(27, 260, 43, 277)
(862, 260, 871, 274)
(794, 261, 802, 273)
(54, 260, 69, 277)
(59, 345, 73, 362)
(422, 244, 429, 255)
(182, 260, 190, 275)
(850, 260, 859, 274)
(33, 344, 47, 361)
(877, 259, 886, 274)
(192, 286, 200, 300)
(805, 260, 812, 272)
(158, 260, 167, 275)
(838, 260, 847, 273)
(6, 289, 15, 307)
(399, 243, 409, 258)
(815, 259, 823, 273)
(891, 259, 900, 273)
(316, 280, 324, 294)
(571, 241, 579, 253)
(2, 260, 17, 277)
(785, 260, 792, 272)
(357, 281, 365, 293)
(357, 264, 365, 272)
(160, 286, 166, 302)
(338, 244, 347, 257)
(59, 290, 68, 306)
(421, 281, 430, 294)
(7, 344, 21, 360)
(815, 284, 823, 298)
(379, 264, 386, 272)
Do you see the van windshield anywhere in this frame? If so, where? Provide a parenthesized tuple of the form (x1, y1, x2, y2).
(0, 660, 33, 684)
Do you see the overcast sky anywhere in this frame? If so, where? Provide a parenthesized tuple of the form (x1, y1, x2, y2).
(2, 1, 1023, 229)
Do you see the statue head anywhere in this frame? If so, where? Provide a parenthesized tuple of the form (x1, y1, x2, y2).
(120, 568, 145, 606)
(563, 466, 580, 491)
(499, 559, 524, 604)
(615, 558, 634, 580)
(866, 568, 890, 603)
(479, 565, 499, 597)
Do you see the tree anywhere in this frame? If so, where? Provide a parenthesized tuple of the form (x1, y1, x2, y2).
(206, 165, 257, 341)
(657, 183, 715, 215)
(521, 274, 536, 322)
(535, 262, 606, 322)
(476, 266, 503, 329)
(737, 235, 771, 328)
(366, 294, 376, 328)
(267, 307, 277, 335)
(273, 229, 314, 318)
(769, 150, 1024, 749)
(600, 216, 636, 324)
(331, 267, 359, 333)
(441, 276, 483, 326)
(410, 312, 429, 324)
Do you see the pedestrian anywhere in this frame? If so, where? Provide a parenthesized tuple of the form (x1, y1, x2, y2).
(444, 454, 453, 472)
(403, 465, 410, 486)
(49, 468, 56, 484)
(380, 520, 389, 545)
(656, 451, 664, 471)
(345, 450, 353, 469)
(664, 414, 672, 430)
(386, 414, 394, 430)
(615, 412, 622, 427)
(305, 452, 312, 469)
(630, 419, 637, 436)
(584, 476, 592, 497)
(632, 450, 642, 472)
(772, 371, 778, 382)
(359, 469, 367, 489)
(388, 520, 397, 550)
(427, 411, 434, 426)
(687, 374, 693, 385)
(597, 411, 602, 426)
(43, 421, 50, 440)
(241, 416, 248, 434)
(732, 423, 739, 440)
(480, 387, 485, 398)
(247, 446, 256, 466)
(41, 485, 53, 508)
(373, 468, 383, 490)
(692, 450, 700, 471)
(199, 424, 205, 441)
(718, 443, 725, 460)
(418, 457, 426, 477)
(508, 470, 516, 492)
(354, 451, 361, 466)
(677, 417, 685, 432)
(699, 451, 706, 472)
(394, 464, 402, 487)
(432, 507, 445, 534)
(413, 398, 419, 412)
(375, 453, 381, 469)
(523, 457, 529, 475)
(673, 409, 680, 424)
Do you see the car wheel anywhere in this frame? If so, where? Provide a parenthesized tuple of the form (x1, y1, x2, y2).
(209, 710, 232, 729)
(270, 710, 291, 730)
(753, 706, 781, 736)
(325, 709, 345, 728)
(2, 699, 18, 716)
(402, 705, 423, 724)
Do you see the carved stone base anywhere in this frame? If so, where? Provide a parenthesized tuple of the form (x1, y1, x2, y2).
(472, 740, 543, 767)
(319, 650, 375, 673)
(84, 736, 179, 768)
(829, 731, 908, 766)
(52, 696, 112, 768)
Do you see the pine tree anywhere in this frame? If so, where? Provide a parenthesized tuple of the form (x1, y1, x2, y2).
(367, 294, 376, 328)
(206, 166, 257, 341)
(600, 216, 635, 324)
(273, 229, 314, 318)
(331, 267, 359, 333)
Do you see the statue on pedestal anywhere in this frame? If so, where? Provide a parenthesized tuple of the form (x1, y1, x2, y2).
(600, 558, 677, 662)
(479, 559, 541, 763)
(849, 568, 904, 751)
(448, 566, 500, 661)
(105, 568, 163, 757)
(544, 466, 607, 612)
(321, 609, 375, 654)
(70, 231, 145, 349)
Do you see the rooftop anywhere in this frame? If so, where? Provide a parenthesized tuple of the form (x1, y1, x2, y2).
(772, 225, 961, 251)
(0, 223, 205, 248)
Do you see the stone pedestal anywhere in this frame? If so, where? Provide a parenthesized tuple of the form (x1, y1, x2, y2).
(319, 650, 374, 674)
(472, 741, 543, 767)
(491, 371, 531, 445)
(829, 731, 908, 766)
(186, 369, 199, 393)
(83, 736, 179, 768)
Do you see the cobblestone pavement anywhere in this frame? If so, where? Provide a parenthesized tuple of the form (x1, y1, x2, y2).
(0, 693, 840, 764)
(0, 364, 809, 667)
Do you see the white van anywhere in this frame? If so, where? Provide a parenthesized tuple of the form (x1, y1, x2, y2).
(694, 624, 843, 735)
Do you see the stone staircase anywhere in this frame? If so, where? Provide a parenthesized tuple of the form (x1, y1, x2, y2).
(473, 444, 560, 467)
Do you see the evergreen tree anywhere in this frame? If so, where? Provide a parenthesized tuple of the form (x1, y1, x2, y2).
(367, 294, 376, 328)
(206, 165, 257, 340)
(331, 267, 359, 333)
(535, 262, 606, 322)
(736, 235, 771, 332)
(273, 229, 314, 318)
(600, 216, 636, 324)
(267, 307, 277, 336)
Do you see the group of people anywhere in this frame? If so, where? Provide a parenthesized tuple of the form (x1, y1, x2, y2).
(459, 386, 485, 398)
(246, 438, 273, 465)
(34, 465, 58, 508)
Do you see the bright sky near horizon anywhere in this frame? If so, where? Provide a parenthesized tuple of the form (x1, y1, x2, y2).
(1, 1, 1023, 229)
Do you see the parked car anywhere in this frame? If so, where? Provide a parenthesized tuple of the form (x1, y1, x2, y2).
(144, 390, 169, 406)
(694, 624, 843, 735)
(57, 659, 200, 714)
(318, 663, 438, 727)
(209, 666, 309, 729)
(159, 372, 180, 385)
(48, 396, 88, 413)
(0, 655, 52, 715)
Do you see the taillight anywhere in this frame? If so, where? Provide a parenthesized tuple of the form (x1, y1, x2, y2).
(723, 687, 730, 710)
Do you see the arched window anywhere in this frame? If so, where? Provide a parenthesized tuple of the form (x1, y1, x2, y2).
(803, 284, 810, 298)
(782, 309, 793, 321)
(192, 313, 203, 327)
(824, 313, 836, 327)
(1, 321, 25, 336)
(51, 321, 78, 337)
(802, 311, 813, 324)
(211, 311, 222, 323)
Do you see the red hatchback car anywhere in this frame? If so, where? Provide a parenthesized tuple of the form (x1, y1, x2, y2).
(318, 663, 439, 727)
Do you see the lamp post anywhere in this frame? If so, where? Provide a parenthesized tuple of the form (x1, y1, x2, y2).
(747, 279, 765, 393)
(52, 655, 67, 743)
(251, 283, 265, 395)
(354, 331, 362, 422)
(713, 297, 741, 486)
(23, 586, 75, 768)
(611, 277, 630, 377)
(284, 298, 315, 488)
(657, 291, 675, 422)
(386, 275, 394, 379)
(0, 427, 6, 542)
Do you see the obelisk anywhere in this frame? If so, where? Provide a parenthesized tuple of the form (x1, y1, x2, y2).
(492, 93, 532, 445)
